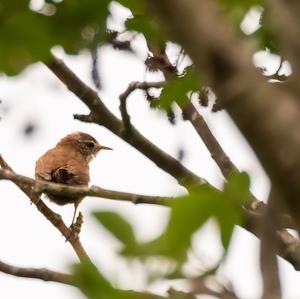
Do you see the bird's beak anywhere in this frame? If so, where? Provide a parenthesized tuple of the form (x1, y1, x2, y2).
(98, 145, 113, 151)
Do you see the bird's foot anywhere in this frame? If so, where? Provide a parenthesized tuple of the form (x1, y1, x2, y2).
(65, 212, 84, 242)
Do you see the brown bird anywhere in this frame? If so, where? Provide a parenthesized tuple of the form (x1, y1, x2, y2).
(35, 132, 112, 226)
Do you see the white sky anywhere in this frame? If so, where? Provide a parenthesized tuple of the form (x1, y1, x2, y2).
(0, 3, 299, 299)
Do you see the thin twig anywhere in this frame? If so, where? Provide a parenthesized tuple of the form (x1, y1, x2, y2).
(0, 259, 75, 286)
(119, 81, 165, 132)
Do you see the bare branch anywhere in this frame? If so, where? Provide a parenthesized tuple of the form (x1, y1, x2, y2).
(182, 102, 238, 178)
(0, 168, 171, 206)
(260, 190, 281, 299)
(46, 55, 204, 186)
(0, 259, 75, 286)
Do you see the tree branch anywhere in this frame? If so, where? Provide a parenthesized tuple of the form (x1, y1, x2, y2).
(0, 168, 171, 206)
(46, 55, 203, 187)
(0, 259, 75, 286)
(119, 78, 238, 179)
(2, 159, 300, 269)
(260, 190, 282, 299)
(182, 102, 238, 178)
(145, 45, 238, 179)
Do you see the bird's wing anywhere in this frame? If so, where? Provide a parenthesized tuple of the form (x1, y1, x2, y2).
(35, 147, 89, 185)
(52, 166, 87, 185)
(35, 148, 59, 181)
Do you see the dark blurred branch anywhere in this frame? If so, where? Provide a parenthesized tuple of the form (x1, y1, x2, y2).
(0, 259, 75, 286)
(147, 0, 300, 236)
(260, 190, 281, 299)
(0, 155, 90, 263)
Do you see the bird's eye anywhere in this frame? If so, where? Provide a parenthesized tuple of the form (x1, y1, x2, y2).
(84, 141, 95, 148)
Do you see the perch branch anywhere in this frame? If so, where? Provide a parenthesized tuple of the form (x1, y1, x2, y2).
(0, 168, 171, 206)
(0, 259, 75, 286)
(1, 165, 300, 269)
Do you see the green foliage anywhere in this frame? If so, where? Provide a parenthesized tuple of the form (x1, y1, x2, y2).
(219, 0, 262, 8)
(94, 211, 138, 255)
(94, 172, 250, 265)
(116, 0, 145, 14)
(125, 15, 166, 47)
(73, 261, 120, 299)
(0, 0, 111, 75)
(251, 15, 279, 52)
(156, 69, 199, 111)
(74, 260, 165, 299)
(218, 0, 263, 27)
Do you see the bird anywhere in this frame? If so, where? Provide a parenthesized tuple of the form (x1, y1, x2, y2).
(35, 132, 112, 227)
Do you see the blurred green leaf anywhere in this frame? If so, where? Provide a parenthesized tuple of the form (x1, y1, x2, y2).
(94, 211, 138, 254)
(0, 11, 53, 75)
(224, 172, 250, 205)
(133, 173, 249, 260)
(218, 0, 263, 26)
(218, 172, 251, 247)
(74, 260, 168, 299)
(157, 68, 199, 111)
(251, 24, 279, 52)
(125, 15, 166, 47)
(116, 0, 145, 14)
(73, 260, 120, 299)
(92, 174, 250, 275)
(0, 0, 111, 75)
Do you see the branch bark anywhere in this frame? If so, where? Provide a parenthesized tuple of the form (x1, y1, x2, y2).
(0, 259, 75, 286)
(0, 168, 170, 206)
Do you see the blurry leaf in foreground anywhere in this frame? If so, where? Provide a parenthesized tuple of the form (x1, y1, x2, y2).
(74, 260, 168, 299)
(73, 261, 120, 299)
(116, 0, 145, 15)
(156, 68, 199, 111)
(94, 211, 138, 255)
(93, 173, 250, 266)
(126, 15, 166, 47)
